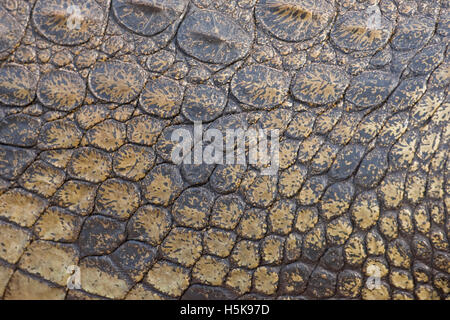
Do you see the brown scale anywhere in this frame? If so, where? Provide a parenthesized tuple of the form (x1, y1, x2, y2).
(0, 0, 448, 301)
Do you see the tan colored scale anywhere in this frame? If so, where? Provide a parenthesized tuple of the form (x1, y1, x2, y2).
(4, 270, 66, 300)
(292, 64, 349, 105)
(0, 64, 37, 106)
(68, 147, 112, 183)
(89, 61, 145, 104)
(278, 139, 300, 169)
(295, 207, 318, 233)
(0, 0, 447, 300)
(204, 229, 236, 258)
(378, 173, 406, 209)
(113, 144, 155, 181)
(297, 175, 327, 205)
(125, 285, 166, 300)
(127, 115, 165, 146)
(37, 70, 85, 111)
(387, 239, 411, 269)
(0, 264, 14, 297)
(18, 241, 78, 287)
(141, 164, 184, 206)
(40, 149, 74, 169)
(53, 180, 97, 216)
(379, 212, 399, 240)
(310, 142, 340, 174)
(253, 266, 279, 295)
(127, 205, 171, 246)
(268, 199, 296, 235)
(243, 174, 277, 208)
(75, 105, 110, 130)
(34, 207, 83, 242)
(19, 160, 65, 197)
(226, 269, 252, 295)
(285, 233, 303, 262)
(38, 119, 83, 149)
(192, 256, 229, 286)
(278, 164, 307, 198)
(86, 120, 127, 151)
(344, 234, 367, 266)
(362, 283, 391, 300)
(297, 135, 324, 163)
(95, 179, 141, 220)
(230, 240, 260, 269)
(140, 76, 183, 118)
(286, 111, 316, 139)
(413, 205, 431, 235)
(161, 228, 203, 267)
(366, 230, 385, 255)
(326, 216, 353, 245)
(405, 170, 427, 204)
(77, 257, 131, 299)
(261, 235, 285, 265)
(237, 208, 268, 240)
(0, 221, 31, 264)
(0, 188, 47, 227)
(210, 195, 245, 230)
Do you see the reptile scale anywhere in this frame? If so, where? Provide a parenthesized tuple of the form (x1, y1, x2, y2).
(0, 0, 448, 300)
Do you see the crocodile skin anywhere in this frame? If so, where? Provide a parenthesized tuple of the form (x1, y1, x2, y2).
(0, 0, 448, 300)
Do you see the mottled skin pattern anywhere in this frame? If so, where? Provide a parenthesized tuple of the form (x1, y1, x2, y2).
(0, 0, 448, 300)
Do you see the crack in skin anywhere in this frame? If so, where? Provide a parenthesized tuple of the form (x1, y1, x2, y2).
(0, 0, 448, 300)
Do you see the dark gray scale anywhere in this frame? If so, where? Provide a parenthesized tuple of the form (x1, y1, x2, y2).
(346, 71, 398, 109)
(306, 267, 337, 299)
(177, 10, 253, 65)
(391, 16, 435, 51)
(437, 11, 449, 37)
(112, 0, 187, 36)
(155, 124, 193, 163)
(181, 163, 215, 186)
(0, 1, 30, 59)
(409, 45, 446, 75)
(182, 285, 237, 300)
(355, 148, 388, 189)
(210, 164, 247, 194)
(279, 262, 313, 295)
(0, 64, 38, 106)
(302, 225, 326, 262)
(370, 47, 392, 68)
(78, 215, 126, 256)
(0, 145, 37, 180)
(329, 144, 366, 180)
(387, 77, 427, 112)
(109, 241, 157, 282)
(0, 114, 41, 147)
(319, 247, 345, 272)
(182, 84, 227, 123)
(32, 0, 106, 45)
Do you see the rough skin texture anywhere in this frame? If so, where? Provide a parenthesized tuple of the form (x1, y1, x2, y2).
(0, 0, 449, 300)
